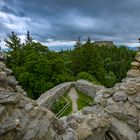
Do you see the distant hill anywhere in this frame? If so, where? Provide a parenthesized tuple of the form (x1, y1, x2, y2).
(48, 45, 74, 51)
(127, 46, 138, 51)
(2, 44, 138, 52)
(48, 45, 138, 51)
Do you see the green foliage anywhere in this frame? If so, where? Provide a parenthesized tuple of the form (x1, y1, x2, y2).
(51, 96, 67, 114)
(76, 71, 100, 85)
(103, 71, 117, 87)
(77, 89, 94, 110)
(4, 31, 21, 50)
(4, 31, 136, 99)
(71, 42, 136, 87)
(5, 32, 73, 99)
(51, 92, 72, 117)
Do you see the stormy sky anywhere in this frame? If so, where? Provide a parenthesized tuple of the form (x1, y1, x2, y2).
(0, 0, 140, 50)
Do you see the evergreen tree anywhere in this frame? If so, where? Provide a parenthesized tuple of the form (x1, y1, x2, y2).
(4, 32, 22, 68)
(25, 30, 33, 44)
(74, 37, 82, 48)
(71, 42, 136, 87)
(4, 31, 21, 50)
(86, 37, 91, 44)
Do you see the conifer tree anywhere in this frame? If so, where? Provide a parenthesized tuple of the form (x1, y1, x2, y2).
(25, 30, 33, 44)
(74, 37, 82, 48)
(4, 31, 21, 50)
(86, 37, 91, 44)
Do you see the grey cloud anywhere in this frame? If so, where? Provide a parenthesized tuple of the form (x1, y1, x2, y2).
(0, 0, 140, 46)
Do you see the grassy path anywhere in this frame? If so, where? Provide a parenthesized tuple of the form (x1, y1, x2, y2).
(68, 87, 79, 113)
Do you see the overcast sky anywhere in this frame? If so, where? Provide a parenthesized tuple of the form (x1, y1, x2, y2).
(0, 0, 140, 49)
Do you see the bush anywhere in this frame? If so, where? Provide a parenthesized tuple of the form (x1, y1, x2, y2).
(51, 92, 72, 117)
(76, 72, 100, 85)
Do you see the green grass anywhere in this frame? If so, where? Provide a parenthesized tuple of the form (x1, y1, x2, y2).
(62, 93, 72, 116)
(77, 89, 94, 110)
(51, 92, 72, 117)
(51, 88, 94, 117)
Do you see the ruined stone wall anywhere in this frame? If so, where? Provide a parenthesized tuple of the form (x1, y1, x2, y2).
(74, 80, 105, 98)
(37, 80, 105, 109)
(93, 41, 114, 47)
(1, 51, 140, 140)
(0, 53, 59, 140)
(37, 82, 73, 109)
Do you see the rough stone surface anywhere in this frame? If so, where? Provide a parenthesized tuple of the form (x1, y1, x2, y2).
(135, 51, 140, 62)
(113, 92, 128, 102)
(131, 61, 140, 68)
(77, 123, 93, 140)
(138, 131, 140, 140)
(6, 76, 19, 86)
(127, 69, 140, 77)
(0, 62, 6, 70)
(109, 117, 137, 140)
(105, 105, 127, 120)
(75, 80, 105, 98)
(37, 82, 74, 109)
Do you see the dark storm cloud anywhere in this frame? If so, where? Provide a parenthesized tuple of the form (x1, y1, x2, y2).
(0, 0, 140, 48)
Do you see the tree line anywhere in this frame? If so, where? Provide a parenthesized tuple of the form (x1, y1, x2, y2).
(4, 32, 136, 99)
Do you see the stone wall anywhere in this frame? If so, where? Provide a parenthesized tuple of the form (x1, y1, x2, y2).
(75, 80, 105, 98)
(93, 41, 114, 47)
(37, 80, 105, 109)
(127, 51, 140, 77)
(0, 54, 58, 140)
(37, 82, 74, 109)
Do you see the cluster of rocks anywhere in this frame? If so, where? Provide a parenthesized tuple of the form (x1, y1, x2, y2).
(93, 77, 140, 140)
(0, 53, 26, 96)
(58, 106, 110, 140)
(0, 53, 58, 140)
(56, 76, 140, 140)
(0, 50, 140, 140)
(127, 51, 140, 77)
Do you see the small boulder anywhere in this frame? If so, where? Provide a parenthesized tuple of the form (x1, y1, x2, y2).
(5, 68, 13, 75)
(0, 91, 20, 104)
(127, 69, 140, 78)
(0, 72, 7, 81)
(68, 121, 78, 130)
(105, 105, 127, 120)
(62, 131, 75, 140)
(0, 62, 6, 70)
(131, 61, 140, 68)
(16, 85, 24, 93)
(113, 92, 127, 102)
(0, 105, 5, 116)
(134, 96, 140, 103)
(109, 117, 137, 140)
(135, 52, 140, 62)
(6, 76, 18, 86)
(78, 123, 93, 140)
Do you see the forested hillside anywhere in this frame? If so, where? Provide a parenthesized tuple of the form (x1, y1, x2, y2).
(4, 32, 136, 99)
